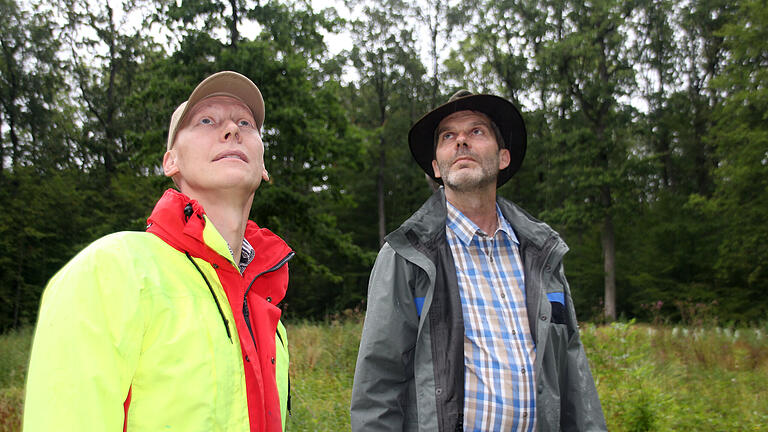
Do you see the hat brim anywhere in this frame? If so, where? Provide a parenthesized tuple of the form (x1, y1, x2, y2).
(167, 71, 265, 151)
(408, 94, 527, 187)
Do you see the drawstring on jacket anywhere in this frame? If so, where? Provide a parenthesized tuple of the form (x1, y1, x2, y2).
(185, 251, 233, 343)
(182, 202, 232, 342)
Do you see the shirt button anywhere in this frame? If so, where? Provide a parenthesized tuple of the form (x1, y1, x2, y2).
(271, 357, 275, 364)
(521, 368, 526, 374)
(500, 293, 506, 299)
(266, 296, 272, 303)
(511, 329, 516, 335)
(523, 412, 528, 418)
(541, 315, 548, 321)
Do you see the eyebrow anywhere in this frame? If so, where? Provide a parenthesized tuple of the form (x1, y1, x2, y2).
(436, 120, 490, 136)
(189, 103, 253, 120)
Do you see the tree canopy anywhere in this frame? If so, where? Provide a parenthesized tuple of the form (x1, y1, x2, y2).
(1, 0, 766, 329)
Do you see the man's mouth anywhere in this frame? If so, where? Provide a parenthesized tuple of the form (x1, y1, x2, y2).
(213, 151, 249, 163)
(452, 156, 476, 166)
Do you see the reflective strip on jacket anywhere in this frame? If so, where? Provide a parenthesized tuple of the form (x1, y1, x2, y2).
(24, 189, 292, 431)
(351, 188, 607, 431)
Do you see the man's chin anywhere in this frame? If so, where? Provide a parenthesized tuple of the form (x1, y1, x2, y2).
(445, 174, 481, 190)
(444, 171, 496, 192)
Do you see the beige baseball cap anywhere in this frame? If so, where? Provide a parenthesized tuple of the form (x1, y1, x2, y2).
(166, 71, 265, 151)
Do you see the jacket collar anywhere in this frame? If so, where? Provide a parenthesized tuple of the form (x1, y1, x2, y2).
(146, 189, 293, 276)
(387, 187, 562, 254)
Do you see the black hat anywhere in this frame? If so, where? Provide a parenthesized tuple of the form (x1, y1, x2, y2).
(408, 90, 527, 187)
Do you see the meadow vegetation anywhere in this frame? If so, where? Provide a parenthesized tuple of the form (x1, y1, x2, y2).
(1, 318, 766, 431)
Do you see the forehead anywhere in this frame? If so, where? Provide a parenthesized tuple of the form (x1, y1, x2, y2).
(437, 110, 493, 130)
(187, 95, 253, 118)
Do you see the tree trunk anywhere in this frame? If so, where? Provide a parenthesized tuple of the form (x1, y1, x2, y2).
(13, 258, 22, 329)
(602, 211, 616, 321)
(229, 0, 240, 48)
(0, 114, 4, 176)
(430, 24, 439, 107)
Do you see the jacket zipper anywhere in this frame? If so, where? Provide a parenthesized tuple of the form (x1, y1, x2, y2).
(242, 251, 295, 417)
(242, 251, 295, 349)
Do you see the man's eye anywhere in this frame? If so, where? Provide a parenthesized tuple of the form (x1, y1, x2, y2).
(200, 117, 213, 125)
(442, 132, 454, 140)
(238, 119, 252, 127)
(472, 128, 483, 135)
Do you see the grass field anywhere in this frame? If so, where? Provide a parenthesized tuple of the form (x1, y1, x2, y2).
(2, 319, 767, 431)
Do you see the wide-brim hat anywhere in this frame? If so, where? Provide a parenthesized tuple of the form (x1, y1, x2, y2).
(408, 90, 527, 187)
(167, 71, 264, 151)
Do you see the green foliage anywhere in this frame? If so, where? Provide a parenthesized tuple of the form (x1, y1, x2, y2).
(284, 316, 362, 430)
(703, 0, 768, 324)
(582, 321, 664, 431)
(616, 192, 721, 322)
(0, 0, 67, 171)
(1, 0, 768, 328)
(3, 321, 768, 431)
(582, 321, 768, 431)
(0, 327, 31, 432)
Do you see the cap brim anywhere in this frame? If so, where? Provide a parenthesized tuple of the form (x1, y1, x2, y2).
(408, 94, 527, 187)
(167, 71, 265, 151)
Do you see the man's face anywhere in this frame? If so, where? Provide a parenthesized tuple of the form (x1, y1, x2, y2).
(431, 110, 510, 192)
(163, 95, 269, 196)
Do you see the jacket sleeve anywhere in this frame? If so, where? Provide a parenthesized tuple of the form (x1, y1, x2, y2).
(24, 235, 143, 432)
(559, 265, 608, 432)
(351, 243, 420, 431)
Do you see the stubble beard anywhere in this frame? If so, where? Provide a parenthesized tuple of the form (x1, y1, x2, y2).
(437, 150, 499, 193)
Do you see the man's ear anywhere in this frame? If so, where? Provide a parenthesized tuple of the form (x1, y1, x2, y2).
(498, 148, 511, 170)
(431, 160, 442, 179)
(163, 150, 180, 178)
(262, 167, 270, 182)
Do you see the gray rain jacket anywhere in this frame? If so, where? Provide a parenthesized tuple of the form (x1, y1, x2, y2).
(351, 188, 607, 431)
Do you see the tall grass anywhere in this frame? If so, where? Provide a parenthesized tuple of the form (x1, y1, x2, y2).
(0, 327, 31, 432)
(2, 319, 766, 431)
(285, 316, 362, 431)
(582, 321, 768, 431)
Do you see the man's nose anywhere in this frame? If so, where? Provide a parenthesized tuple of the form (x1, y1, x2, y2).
(222, 120, 240, 142)
(456, 132, 469, 147)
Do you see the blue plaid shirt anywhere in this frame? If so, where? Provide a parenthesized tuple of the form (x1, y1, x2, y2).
(446, 202, 536, 431)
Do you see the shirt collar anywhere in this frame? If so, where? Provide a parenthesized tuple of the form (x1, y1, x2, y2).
(226, 238, 256, 273)
(239, 238, 255, 273)
(446, 200, 519, 246)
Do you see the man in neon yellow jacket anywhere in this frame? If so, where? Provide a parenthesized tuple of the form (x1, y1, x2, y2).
(24, 71, 292, 431)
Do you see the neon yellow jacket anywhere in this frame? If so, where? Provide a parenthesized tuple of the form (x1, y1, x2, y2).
(24, 190, 292, 431)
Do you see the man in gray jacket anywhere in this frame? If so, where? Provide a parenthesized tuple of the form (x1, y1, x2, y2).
(351, 91, 607, 431)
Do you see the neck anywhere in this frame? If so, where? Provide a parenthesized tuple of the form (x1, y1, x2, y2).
(184, 188, 254, 264)
(444, 185, 498, 234)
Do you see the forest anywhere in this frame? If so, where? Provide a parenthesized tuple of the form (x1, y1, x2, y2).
(0, 0, 766, 331)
